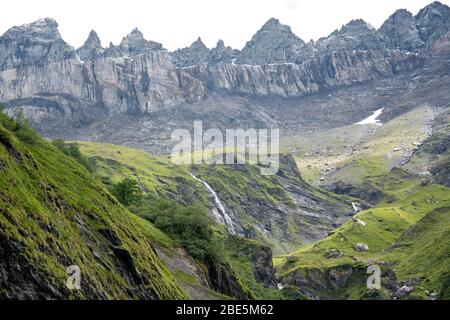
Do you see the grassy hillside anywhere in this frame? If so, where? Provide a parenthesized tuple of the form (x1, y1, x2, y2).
(78, 141, 210, 206)
(285, 106, 435, 187)
(78, 142, 312, 299)
(0, 112, 186, 299)
(192, 155, 352, 255)
(275, 169, 450, 299)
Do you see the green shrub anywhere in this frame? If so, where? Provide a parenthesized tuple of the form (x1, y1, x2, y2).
(135, 199, 217, 260)
(13, 109, 39, 144)
(52, 139, 93, 171)
(112, 178, 143, 206)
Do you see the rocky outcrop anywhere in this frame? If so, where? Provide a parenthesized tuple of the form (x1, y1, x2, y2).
(204, 255, 250, 299)
(416, 1, 450, 44)
(279, 264, 400, 300)
(236, 18, 305, 65)
(170, 37, 211, 67)
(380, 10, 424, 51)
(104, 28, 163, 57)
(0, 18, 75, 70)
(0, 50, 194, 122)
(1, 2, 449, 128)
(305, 19, 387, 60)
(76, 30, 105, 60)
(208, 40, 238, 64)
(179, 49, 422, 98)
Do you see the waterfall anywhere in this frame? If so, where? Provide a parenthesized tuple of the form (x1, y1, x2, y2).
(188, 172, 236, 234)
(351, 202, 360, 213)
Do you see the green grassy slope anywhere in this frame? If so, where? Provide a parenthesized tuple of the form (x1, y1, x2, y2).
(0, 113, 186, 299)
(78, 142, 299, 299)
(275, 171, 450, 299)
(78, 141, 209, 206)
(192, 156, 352, 254)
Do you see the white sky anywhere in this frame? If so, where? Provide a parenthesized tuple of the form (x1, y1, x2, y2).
(1, 0, 449, 51)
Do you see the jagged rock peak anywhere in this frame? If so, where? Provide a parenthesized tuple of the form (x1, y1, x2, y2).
(416, 1, 450, 43)
(170, 37, 211, 67)
(104, 27, 163, 57)
(340, 19, 375, 33)
(76, 30, 105, 60)
(190, 37, 208, 50)
(209, 39, 238, 64)
(85, 30, 102, 46)
(2, 18, 61, 40)
(260, 18, 292, 32)
(119, 27, 163, 51)
(311, 18, 387, 56)
(236, 17, 305, 65)
(379, 9, 424, 51)
(215, 39, 226, 49)
(0, 18, 75, 70)
(121, 28, 145, 45)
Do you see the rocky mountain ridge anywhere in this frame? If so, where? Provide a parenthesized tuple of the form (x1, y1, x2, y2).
(1, 2, 448, 70)
(0, 2, 449, 148)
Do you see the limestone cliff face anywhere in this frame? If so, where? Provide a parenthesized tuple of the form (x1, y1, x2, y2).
(0, 51, 196, 122)
(2, 2, 449, 125)
(179, 49, 422, 97)
(1, 52, 423, 123)
(1, 47, 422, 123)
(0, 18, 75, 70)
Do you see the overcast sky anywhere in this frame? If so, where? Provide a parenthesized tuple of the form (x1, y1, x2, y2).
(1, 0, 449, 50)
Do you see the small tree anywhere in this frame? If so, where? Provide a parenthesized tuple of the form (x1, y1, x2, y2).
(52, 140, 93, 171)
(112, 178, 143, 206)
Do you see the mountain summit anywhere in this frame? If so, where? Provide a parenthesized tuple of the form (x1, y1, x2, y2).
(76, 30, 105, 60)
(237, 18, 305, 64)
(380, 9, 425, 51)
(0, 18, 74, 70)
(105, 28, 164, 57)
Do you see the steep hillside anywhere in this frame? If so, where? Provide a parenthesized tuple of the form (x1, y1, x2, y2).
(193, 156, 353, 254)
(275, 169, 450, 300)
(406, 108, 450, 187)
(76, 142, 278, 299)
(0, 112, 186, 299)
(78, 142, 353, 254)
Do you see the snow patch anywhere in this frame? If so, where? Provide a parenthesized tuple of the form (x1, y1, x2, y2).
(355, 108, 384, 126)
(75, 55, 85, 65)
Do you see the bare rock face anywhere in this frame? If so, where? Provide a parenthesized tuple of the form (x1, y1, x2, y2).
(416, 1, 450, 44)
(170, 37, 211, 67)
(105, 28, 163, 58)
(312, 19, 387, 56)
(179, 49, 422, 97)
(208, 40, 239, 64)
(2, 2, 448, 129)
(380, 9, 425, 51)
(0, 18, 75, 70)
(0, 50, 200, 122)
(431, 31, 450, 55)
(76, 30, 105, 60)
(236, 18, 305, 65)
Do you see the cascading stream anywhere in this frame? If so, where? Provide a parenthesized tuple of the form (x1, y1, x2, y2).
(188, 172, 236, 234)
